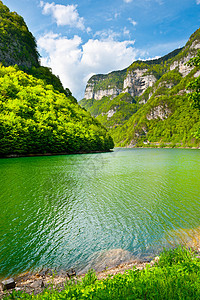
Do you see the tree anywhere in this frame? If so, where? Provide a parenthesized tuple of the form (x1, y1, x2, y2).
(186, 50, 200, 110)
(186, 50, 200, 138)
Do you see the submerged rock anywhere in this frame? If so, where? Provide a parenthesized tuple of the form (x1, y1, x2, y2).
(80, 248, 135, 274)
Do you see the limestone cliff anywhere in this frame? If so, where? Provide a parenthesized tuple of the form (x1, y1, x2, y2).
(84, 81, 122, 100)
(84, 69, 127, 100)
(170, 36, 200, 77)
(123, 69, 157, 97)
(84, 68, 157, 101)
(83, 48, 182, 101)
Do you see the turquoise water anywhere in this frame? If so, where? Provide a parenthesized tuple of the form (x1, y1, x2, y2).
(0, 148, 200, 278)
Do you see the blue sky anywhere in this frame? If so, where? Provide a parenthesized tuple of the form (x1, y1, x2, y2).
(2, 0, 200, 99)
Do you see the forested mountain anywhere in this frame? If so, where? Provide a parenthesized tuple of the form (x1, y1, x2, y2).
(0, 1, 114, 156)
(80, 28, 200, 148)
(0, 0, 39, 68)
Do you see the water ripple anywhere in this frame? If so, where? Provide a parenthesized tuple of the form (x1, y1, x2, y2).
(0, 149, 200, 278)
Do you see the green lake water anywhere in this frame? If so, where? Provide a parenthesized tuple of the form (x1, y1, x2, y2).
(0, 148, 200, 278)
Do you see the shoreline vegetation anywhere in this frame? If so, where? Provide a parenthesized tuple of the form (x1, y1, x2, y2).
(1, 226, 200, 298)
(0, 150, 113, 159)
(1, 144, 200, 159)
(1, 246, 200, 299)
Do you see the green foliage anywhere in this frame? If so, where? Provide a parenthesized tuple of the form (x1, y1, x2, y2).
(127, 48, 183, 80)
(112, 90, 200, 147)
(0, 65, 114, 156)
(79, 98, 97, 111)
(87, 69, 127, 92)
(186, 50, 200, 138)
(156, 70, 182, 87)
(109, 64, 200, 147)
(187, 50, 200, 110)
(25, 66, 77, 103)
(3, 247, 200, 299)
(80, 96, 111, 117)
(80, 93, 139, 129)
(0, 1, 39, 67)
(82, 31, 200, 148)
(187, 77, 200, 110)
(0, 1, 108, 155)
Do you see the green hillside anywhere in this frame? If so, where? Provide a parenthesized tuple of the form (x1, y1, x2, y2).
(0, 1, 114, 156)
(126, 48, 183, 80)
(0, 1, 73, 100)
(0, 65, 113, 156)
(80, 28, 200, 148)
(0, 1, 39, 68)
(87, 69, 127, 93)
(112, 70, 200, 148)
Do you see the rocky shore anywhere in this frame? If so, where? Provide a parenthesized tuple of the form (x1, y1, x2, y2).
(1, 227, 200, 298)
(0, 258, 153, 299)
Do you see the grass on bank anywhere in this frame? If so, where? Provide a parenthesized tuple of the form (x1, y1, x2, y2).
(3, 247, 200, 300)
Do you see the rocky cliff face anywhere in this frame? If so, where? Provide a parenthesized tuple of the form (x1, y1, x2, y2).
(84, 69, 126, 100)
(146, 105, 171, 121)
(170, 32, 200, 77)
(84, 68, 157, 100)
(84, 82, 95, 99)
(83, 32, 200, 103)
(84, 82, 122, 100)
(0, 40, 39, 68)
(123, 69, 157, 97)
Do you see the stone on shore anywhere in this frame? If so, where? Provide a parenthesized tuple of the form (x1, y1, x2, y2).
(1, 278, 16, 291)
(67, 269, 76, 278)
(30, 280, 44, 289)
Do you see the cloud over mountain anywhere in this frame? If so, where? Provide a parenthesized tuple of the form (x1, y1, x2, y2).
(38, 32, 141, 99)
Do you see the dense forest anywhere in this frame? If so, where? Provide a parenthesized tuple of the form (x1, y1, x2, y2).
(0, 1, 114, 156)
(0, 65, 114, 156)
(0, 0, 39, 68)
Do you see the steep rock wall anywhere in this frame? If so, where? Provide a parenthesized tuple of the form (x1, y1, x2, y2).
(123, 69, 157, 97)
(84, 83, 122, 100)
(170, 41, 200, 77)
(84, 68, 157, 100)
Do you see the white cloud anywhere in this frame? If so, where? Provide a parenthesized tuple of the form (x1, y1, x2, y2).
(144, 55, 161, 61)
(128, 18, 137, 26)
(40, 1, 85, 30)
(38, 33, 142, 100)
(114, 12, 120, 19)
(123, 27, 130, 37)
(196, 0, 200, 4)
(124, 0, 133, 3)
(94, 29, 121, 40)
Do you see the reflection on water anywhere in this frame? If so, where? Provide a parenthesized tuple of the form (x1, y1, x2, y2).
(166, 226, 200, 251)
(0, 148, 200, 278)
